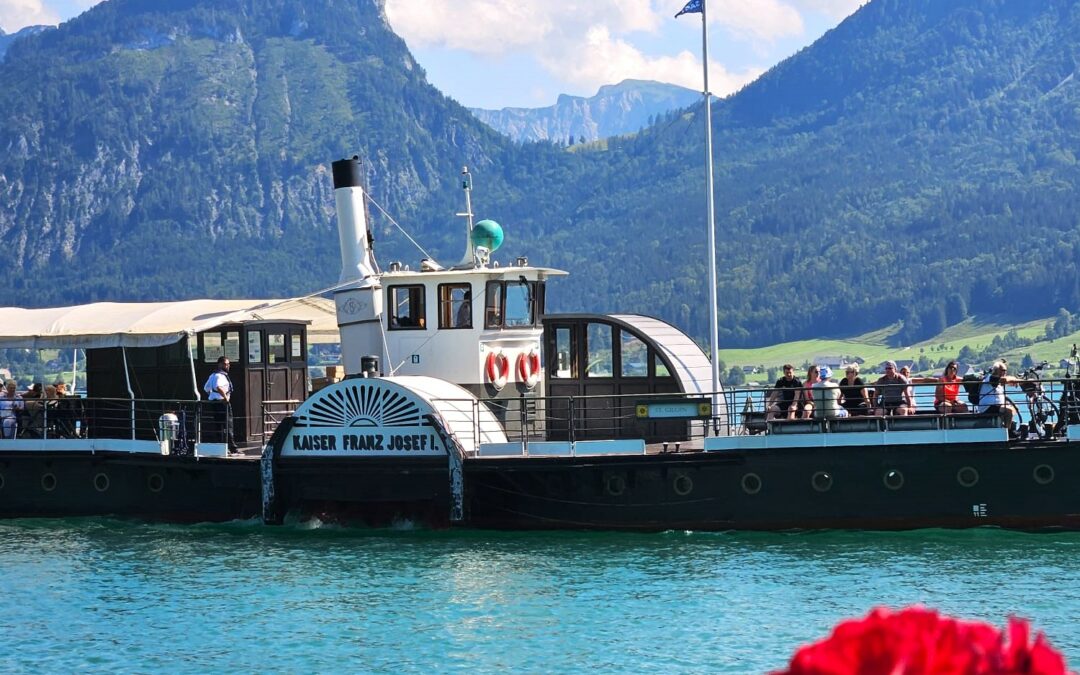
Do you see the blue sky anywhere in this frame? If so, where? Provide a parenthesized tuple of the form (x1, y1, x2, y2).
(1, 0, 863, 109)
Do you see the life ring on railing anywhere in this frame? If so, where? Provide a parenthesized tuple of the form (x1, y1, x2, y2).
(517, 350, 541, 389)
(486, 351, 510, 390)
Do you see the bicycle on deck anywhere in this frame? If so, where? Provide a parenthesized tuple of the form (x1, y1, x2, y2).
(1016, 361, 1058, 440)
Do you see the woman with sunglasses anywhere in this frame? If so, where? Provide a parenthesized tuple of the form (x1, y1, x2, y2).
(838, 363, 870, 416)
(799, 364, 820, 419)
(935, 360, 968, 414)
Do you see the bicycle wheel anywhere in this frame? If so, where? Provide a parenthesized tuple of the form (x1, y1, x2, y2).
(1004, 396, 1023, 430)
(1036, 396, 1059, 437)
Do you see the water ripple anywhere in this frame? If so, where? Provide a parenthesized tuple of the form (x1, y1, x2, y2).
(1, 521, 1078, 672)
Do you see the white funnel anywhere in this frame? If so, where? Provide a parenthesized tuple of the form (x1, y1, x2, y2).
(332, 156, 379, 284)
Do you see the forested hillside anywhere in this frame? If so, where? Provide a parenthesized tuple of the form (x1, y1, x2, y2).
(1, 0, 1080, 349)
(0, 25, 51, 59)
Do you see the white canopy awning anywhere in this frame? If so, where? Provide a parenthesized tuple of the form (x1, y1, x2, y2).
(0, 297, 341, 350)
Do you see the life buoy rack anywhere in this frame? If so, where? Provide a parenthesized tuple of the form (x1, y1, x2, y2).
(517, 350, 541, 389)
(486, 351, 510, 390)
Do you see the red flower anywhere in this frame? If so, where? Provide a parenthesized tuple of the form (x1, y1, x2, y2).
(773, 606, 1070, 675)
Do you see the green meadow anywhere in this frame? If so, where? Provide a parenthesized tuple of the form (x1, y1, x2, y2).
(717, 315, 1080, 380)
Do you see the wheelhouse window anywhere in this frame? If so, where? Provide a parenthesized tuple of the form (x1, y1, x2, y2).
(389, 285, 426, 330)
(203, 333, 223, 363)
(484, 279, 543, 329)
(224, 331, 241, 361)
(620, 331, 648, 378)
(439, 283, 472, 329)
(247, 330, 263, 363)
(654, 353, 671, 378)
(268, 333, 286, 363)
(586, 323, 613, 378)
(553, 327, 574, 378)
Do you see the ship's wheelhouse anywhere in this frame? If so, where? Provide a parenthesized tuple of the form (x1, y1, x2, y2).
(541, 314, 715, 442)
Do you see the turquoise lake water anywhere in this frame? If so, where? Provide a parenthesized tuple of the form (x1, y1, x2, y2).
(1, 521, 1078, 673)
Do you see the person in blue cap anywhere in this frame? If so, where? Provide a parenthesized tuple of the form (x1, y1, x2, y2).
(812, 366, 849, 419)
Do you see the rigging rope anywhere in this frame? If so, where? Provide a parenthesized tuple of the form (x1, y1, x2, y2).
(364, 192, 438, 265)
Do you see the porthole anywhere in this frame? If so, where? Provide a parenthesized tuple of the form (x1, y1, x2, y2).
(605, 474, 626, 497)
(957, 466, 980, 488)
(883, 470, 904, 491)
(41, 473, 57, 492)
(672, 473, 694, 496)
(1033, 464, 1055, 486)
(93, 473, 110, 493)
(741, 472, 762, 495)
(147, 473, 165, 493)
(811, 471, 833, 493)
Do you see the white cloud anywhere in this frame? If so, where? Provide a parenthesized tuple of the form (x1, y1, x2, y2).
(0, 0, 59, 31)
(702, 0, 804, 42)
(542, 24, 760, 96)
(385, 0, 662, 54)
(387, 0, 765, 98)
(786, 0, 866, 20)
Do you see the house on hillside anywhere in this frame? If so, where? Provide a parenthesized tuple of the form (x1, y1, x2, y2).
(878, 359, 916, 372)
(816, 356, 865, 370)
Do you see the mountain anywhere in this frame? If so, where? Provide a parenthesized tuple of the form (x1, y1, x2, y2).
(0, 0, 526, 303)
(469, 79, 700, 143)
(2, 0, 1080, 350)
(0, 25, 51, 60)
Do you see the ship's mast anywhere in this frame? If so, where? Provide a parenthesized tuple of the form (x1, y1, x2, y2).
(457, 166, 475, 266)
(702, 1, 721, 422)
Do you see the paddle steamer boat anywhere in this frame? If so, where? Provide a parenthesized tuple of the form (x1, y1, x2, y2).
(2, 156, 1080, 530)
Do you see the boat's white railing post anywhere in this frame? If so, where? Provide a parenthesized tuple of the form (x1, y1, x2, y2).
(186, 335, 203, 442)
(186, 334, 200, 401)
(122, 346, 135, 440)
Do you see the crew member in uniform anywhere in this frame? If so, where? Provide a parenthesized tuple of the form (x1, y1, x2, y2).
(203, 356, 236, 451)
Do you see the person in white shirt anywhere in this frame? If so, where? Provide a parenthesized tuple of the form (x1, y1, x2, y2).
(0, 379, 23, 439)
(978, 360, 1018, 434)
(811, 366, 849, 419)
(203, 356, 236, 450)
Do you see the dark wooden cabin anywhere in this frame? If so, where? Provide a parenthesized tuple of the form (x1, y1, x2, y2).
(86, 321, 309, 445)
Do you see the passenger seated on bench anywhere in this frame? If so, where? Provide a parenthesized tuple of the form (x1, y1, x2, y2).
(978, 360, 1018, 433)
(799, 364, 820, 419)
(766, 364, 802, 420)
(838, 364, 870, 416)
(874, 361, 913, 415)
(0, 379, 22, 439)
(22, 384, 48, 438)
(935, 361, 968, 414)
(812, 366, 848, 419)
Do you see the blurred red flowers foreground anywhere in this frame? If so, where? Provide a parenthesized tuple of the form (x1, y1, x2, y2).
(774, 606, 1071, 674)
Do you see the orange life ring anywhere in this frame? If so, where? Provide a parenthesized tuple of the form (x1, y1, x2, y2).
(517, 350, 541, 388)
(486, 351, 510, 390)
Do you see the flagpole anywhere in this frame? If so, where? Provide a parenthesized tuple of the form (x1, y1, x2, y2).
(700, 0, 721, 429)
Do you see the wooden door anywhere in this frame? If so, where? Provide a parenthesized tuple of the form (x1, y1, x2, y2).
(246, 369, 265, 442)
(268, 368, 289, 402)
